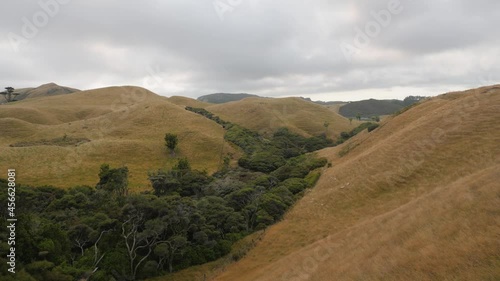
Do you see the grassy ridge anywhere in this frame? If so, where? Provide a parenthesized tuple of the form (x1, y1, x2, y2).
(205, 97, 358, 138)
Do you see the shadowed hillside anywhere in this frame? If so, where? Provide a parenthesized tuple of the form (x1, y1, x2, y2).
(339, 98, 403, 118)
(205, 85, 500, 281)
(206, 97, 358, 138)
(0, 86, 239, 189)
(339, 96, 426, 118)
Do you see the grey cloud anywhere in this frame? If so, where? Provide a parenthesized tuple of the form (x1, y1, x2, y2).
(0, 0, 498, 100)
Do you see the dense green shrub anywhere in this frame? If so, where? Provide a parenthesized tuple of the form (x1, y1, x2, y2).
(337, 122, 380, 144)
(280, 178, 308, 194)
(225, 124, 262, 154)
(304, 171, 321, 187)
(96, 164, 128, 197)
(367, 123, 379, 132)
(271, 155, 326, 181)
(238, 151, 286, 173)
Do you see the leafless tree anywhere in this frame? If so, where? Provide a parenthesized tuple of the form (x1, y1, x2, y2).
(77, 229, 111, 281)
(121, 213, 166, 280)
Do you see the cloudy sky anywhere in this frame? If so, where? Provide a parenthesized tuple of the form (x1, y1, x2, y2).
(1, 0, 499, 101)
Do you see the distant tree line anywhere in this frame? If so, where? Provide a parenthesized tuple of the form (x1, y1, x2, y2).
(185, 107, 230, 127)
(402, 95, 426, 106)
(339, 95, 426, 118)
(335, 122, 380, 145)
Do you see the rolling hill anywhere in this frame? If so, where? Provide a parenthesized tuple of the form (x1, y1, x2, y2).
(168, 95, 212, 108)
(338, 96, 426, 118)
(205, 97, 358, 138)
(168, 85, 500, 281)
(0, 86, 240, 189)
(339, 98, 404, 118)
(1, 82, 80, 103)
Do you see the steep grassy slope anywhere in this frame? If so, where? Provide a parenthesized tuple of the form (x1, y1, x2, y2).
(210, 85, 500, 281)
(0, 86, 238, 190)
(206, 97, 358, 138)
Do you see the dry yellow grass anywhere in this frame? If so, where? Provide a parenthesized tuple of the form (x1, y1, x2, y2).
(0, 86, 239, 190)
(167, 96, 212, 109)
(201, 85, 500, 281)
(206, 97, 359, 138)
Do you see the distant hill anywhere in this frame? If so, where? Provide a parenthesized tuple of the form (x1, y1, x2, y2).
(300, 97, 345, 106)
(163, 95, 358, 138)
(1, 83, 80, 103)
(197, 93, 259, 104)
(168, 95, 211, 108)
(194, 94, 425, 118)
(339, 99, 404, 117)
(338, 96, 425, 118)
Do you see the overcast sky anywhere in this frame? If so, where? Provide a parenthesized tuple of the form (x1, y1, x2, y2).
(1, 0, 499, 101)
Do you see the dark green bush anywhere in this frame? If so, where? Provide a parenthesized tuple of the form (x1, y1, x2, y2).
(337, 122, 380, 144)
(238, 151, 286, 173)
(280, 178, 308, 194)
(305, 171, 321, 187)
(367, 123, 379, 132)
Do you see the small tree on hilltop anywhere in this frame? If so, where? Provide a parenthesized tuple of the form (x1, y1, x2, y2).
(1, 87, 18, 102)
(164, 133, 178, 156)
